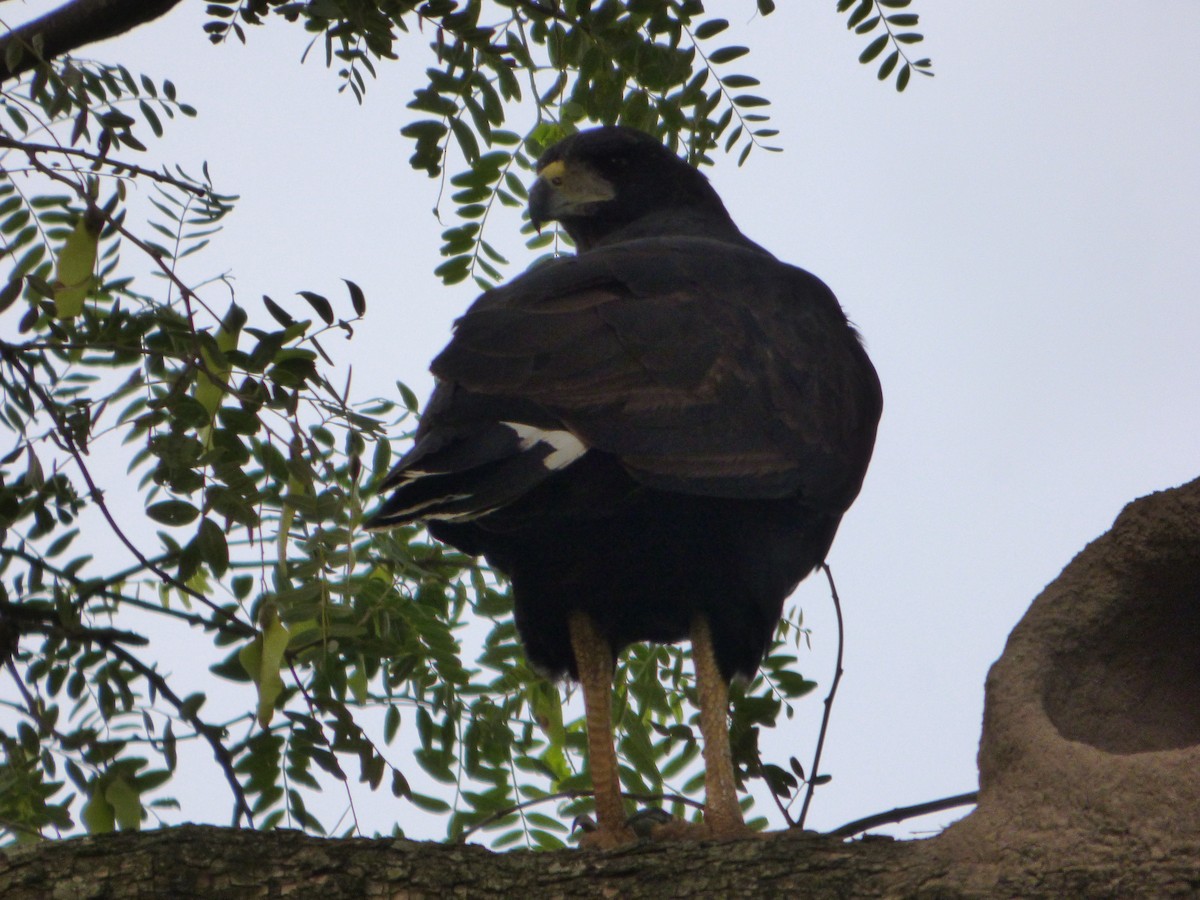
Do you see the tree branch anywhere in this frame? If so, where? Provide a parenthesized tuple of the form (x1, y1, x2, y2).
(0, 344, 250, 634)
(830, 791, 979, 838)
(0, 136, 209, 196)
(103, 640, 255, 828)
(0, 0, 186, 83)
(797, 562, 845, 828)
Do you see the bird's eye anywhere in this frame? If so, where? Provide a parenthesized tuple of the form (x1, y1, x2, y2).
(550, 175, 564, 186)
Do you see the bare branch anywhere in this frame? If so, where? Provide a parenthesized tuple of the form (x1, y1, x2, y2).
(830, 791, 979, 839)
(0, 344, 250, 634)
(0, 136, 209, 196)
(797, 563, 846, 829)
(104, 640, 255, 827)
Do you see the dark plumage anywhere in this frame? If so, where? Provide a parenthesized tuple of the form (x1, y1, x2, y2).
(367, 126, 881, 843)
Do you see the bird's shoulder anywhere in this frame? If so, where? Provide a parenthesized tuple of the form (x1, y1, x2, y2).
(468, 234, 822, 311)
(441, 235, 852, 371)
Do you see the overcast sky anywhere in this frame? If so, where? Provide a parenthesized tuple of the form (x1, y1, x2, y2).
(9, 2, 1197, 840)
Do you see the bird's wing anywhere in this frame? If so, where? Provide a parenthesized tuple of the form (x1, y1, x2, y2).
(426, 236, 881, 507)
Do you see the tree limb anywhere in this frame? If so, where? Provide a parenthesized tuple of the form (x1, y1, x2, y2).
(2, 823, 1198, 898)
(830, 791, 979, 838)
(0, 0, 186, 82)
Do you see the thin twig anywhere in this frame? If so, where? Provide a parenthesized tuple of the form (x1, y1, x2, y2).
(797, 562, 845, 829)
(764, 761, 797, 828)
(103, 641, 253, 826)
(0, 346, 249, 632)
(0, 136, 208, 196)
(23, 150, 221, 325)
(288, 663, 362, 837)
(0, 602, 254, 827)
(830, 791, 979, 838)
(1, 603, 148, 647)
(0, 543, 252, 637)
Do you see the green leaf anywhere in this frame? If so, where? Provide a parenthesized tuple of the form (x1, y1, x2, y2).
(104, 777, 143, 830)
(197, 518, 229, 576)
(0, 277, 21, 315)
(878, 50, 899, 81)
(195, 305, 242, 423)
(146, 500, 200, 526)
(138, 100, 163, 138)
(693, 19, 729, 40)
(409, 791, 451, 813)
(434, 255, 471, 285)
(391, 769, 412, 799)
(707, 46, 750, 65)
(4, 38, 23, 75)
(397, 381, 419, 412)
(52, 209, 102, 318)
(720, 74, 760, 88)
(257, 611, 290, 727)
(343, 278, 366, 316)
(450, 117, 480, 165)
(179, 693, 206, 720)
(348, 663, 368, 706)
(238, 608, 291, 728)
(45, 529, 79, 558)
(297, 290, 334, 325)
(81, 785, 115, 834)
(858, 34, 889, 64)
(846, 0, 874, 30)
(262, 295, 294, 327)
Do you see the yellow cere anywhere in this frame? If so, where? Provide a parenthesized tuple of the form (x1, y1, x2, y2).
(539, 159, 567, 184)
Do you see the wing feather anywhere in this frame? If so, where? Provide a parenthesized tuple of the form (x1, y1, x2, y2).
(429, 237, 881, 506)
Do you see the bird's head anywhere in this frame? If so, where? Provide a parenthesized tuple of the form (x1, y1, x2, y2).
(528, 126, 738, 252)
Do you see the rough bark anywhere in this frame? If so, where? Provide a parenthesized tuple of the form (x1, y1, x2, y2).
(0, 0, 185, 82)
(0, 823, 1197, 899)
(1, 479, 1196, 897)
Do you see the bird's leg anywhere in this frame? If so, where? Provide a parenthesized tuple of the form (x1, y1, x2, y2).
(568, 610, 635, 848)
(692, 614, 750, 838)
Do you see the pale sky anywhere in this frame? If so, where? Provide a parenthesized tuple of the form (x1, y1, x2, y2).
(7, 2, 1197, 840)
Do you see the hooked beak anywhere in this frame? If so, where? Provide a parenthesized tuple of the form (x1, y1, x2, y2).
(526, 159, 614, 231)
(528, 176, 556, 232)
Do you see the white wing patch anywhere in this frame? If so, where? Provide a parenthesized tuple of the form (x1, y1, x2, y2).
(502, 422, 587, 470)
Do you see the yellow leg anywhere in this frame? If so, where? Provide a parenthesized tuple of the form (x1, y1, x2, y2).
(569, 611, 635, 848)
(692, 615, 749, 838)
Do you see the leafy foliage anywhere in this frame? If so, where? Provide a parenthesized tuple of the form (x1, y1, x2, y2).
(202, 0, 798, 290)
(0, 1, 929, 848)
(837, 0, 933, 91)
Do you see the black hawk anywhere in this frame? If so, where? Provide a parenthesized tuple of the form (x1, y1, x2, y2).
(367, 126, 882, 846)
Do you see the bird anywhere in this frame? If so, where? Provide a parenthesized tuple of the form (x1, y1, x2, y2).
(366, 125, 882, 847)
